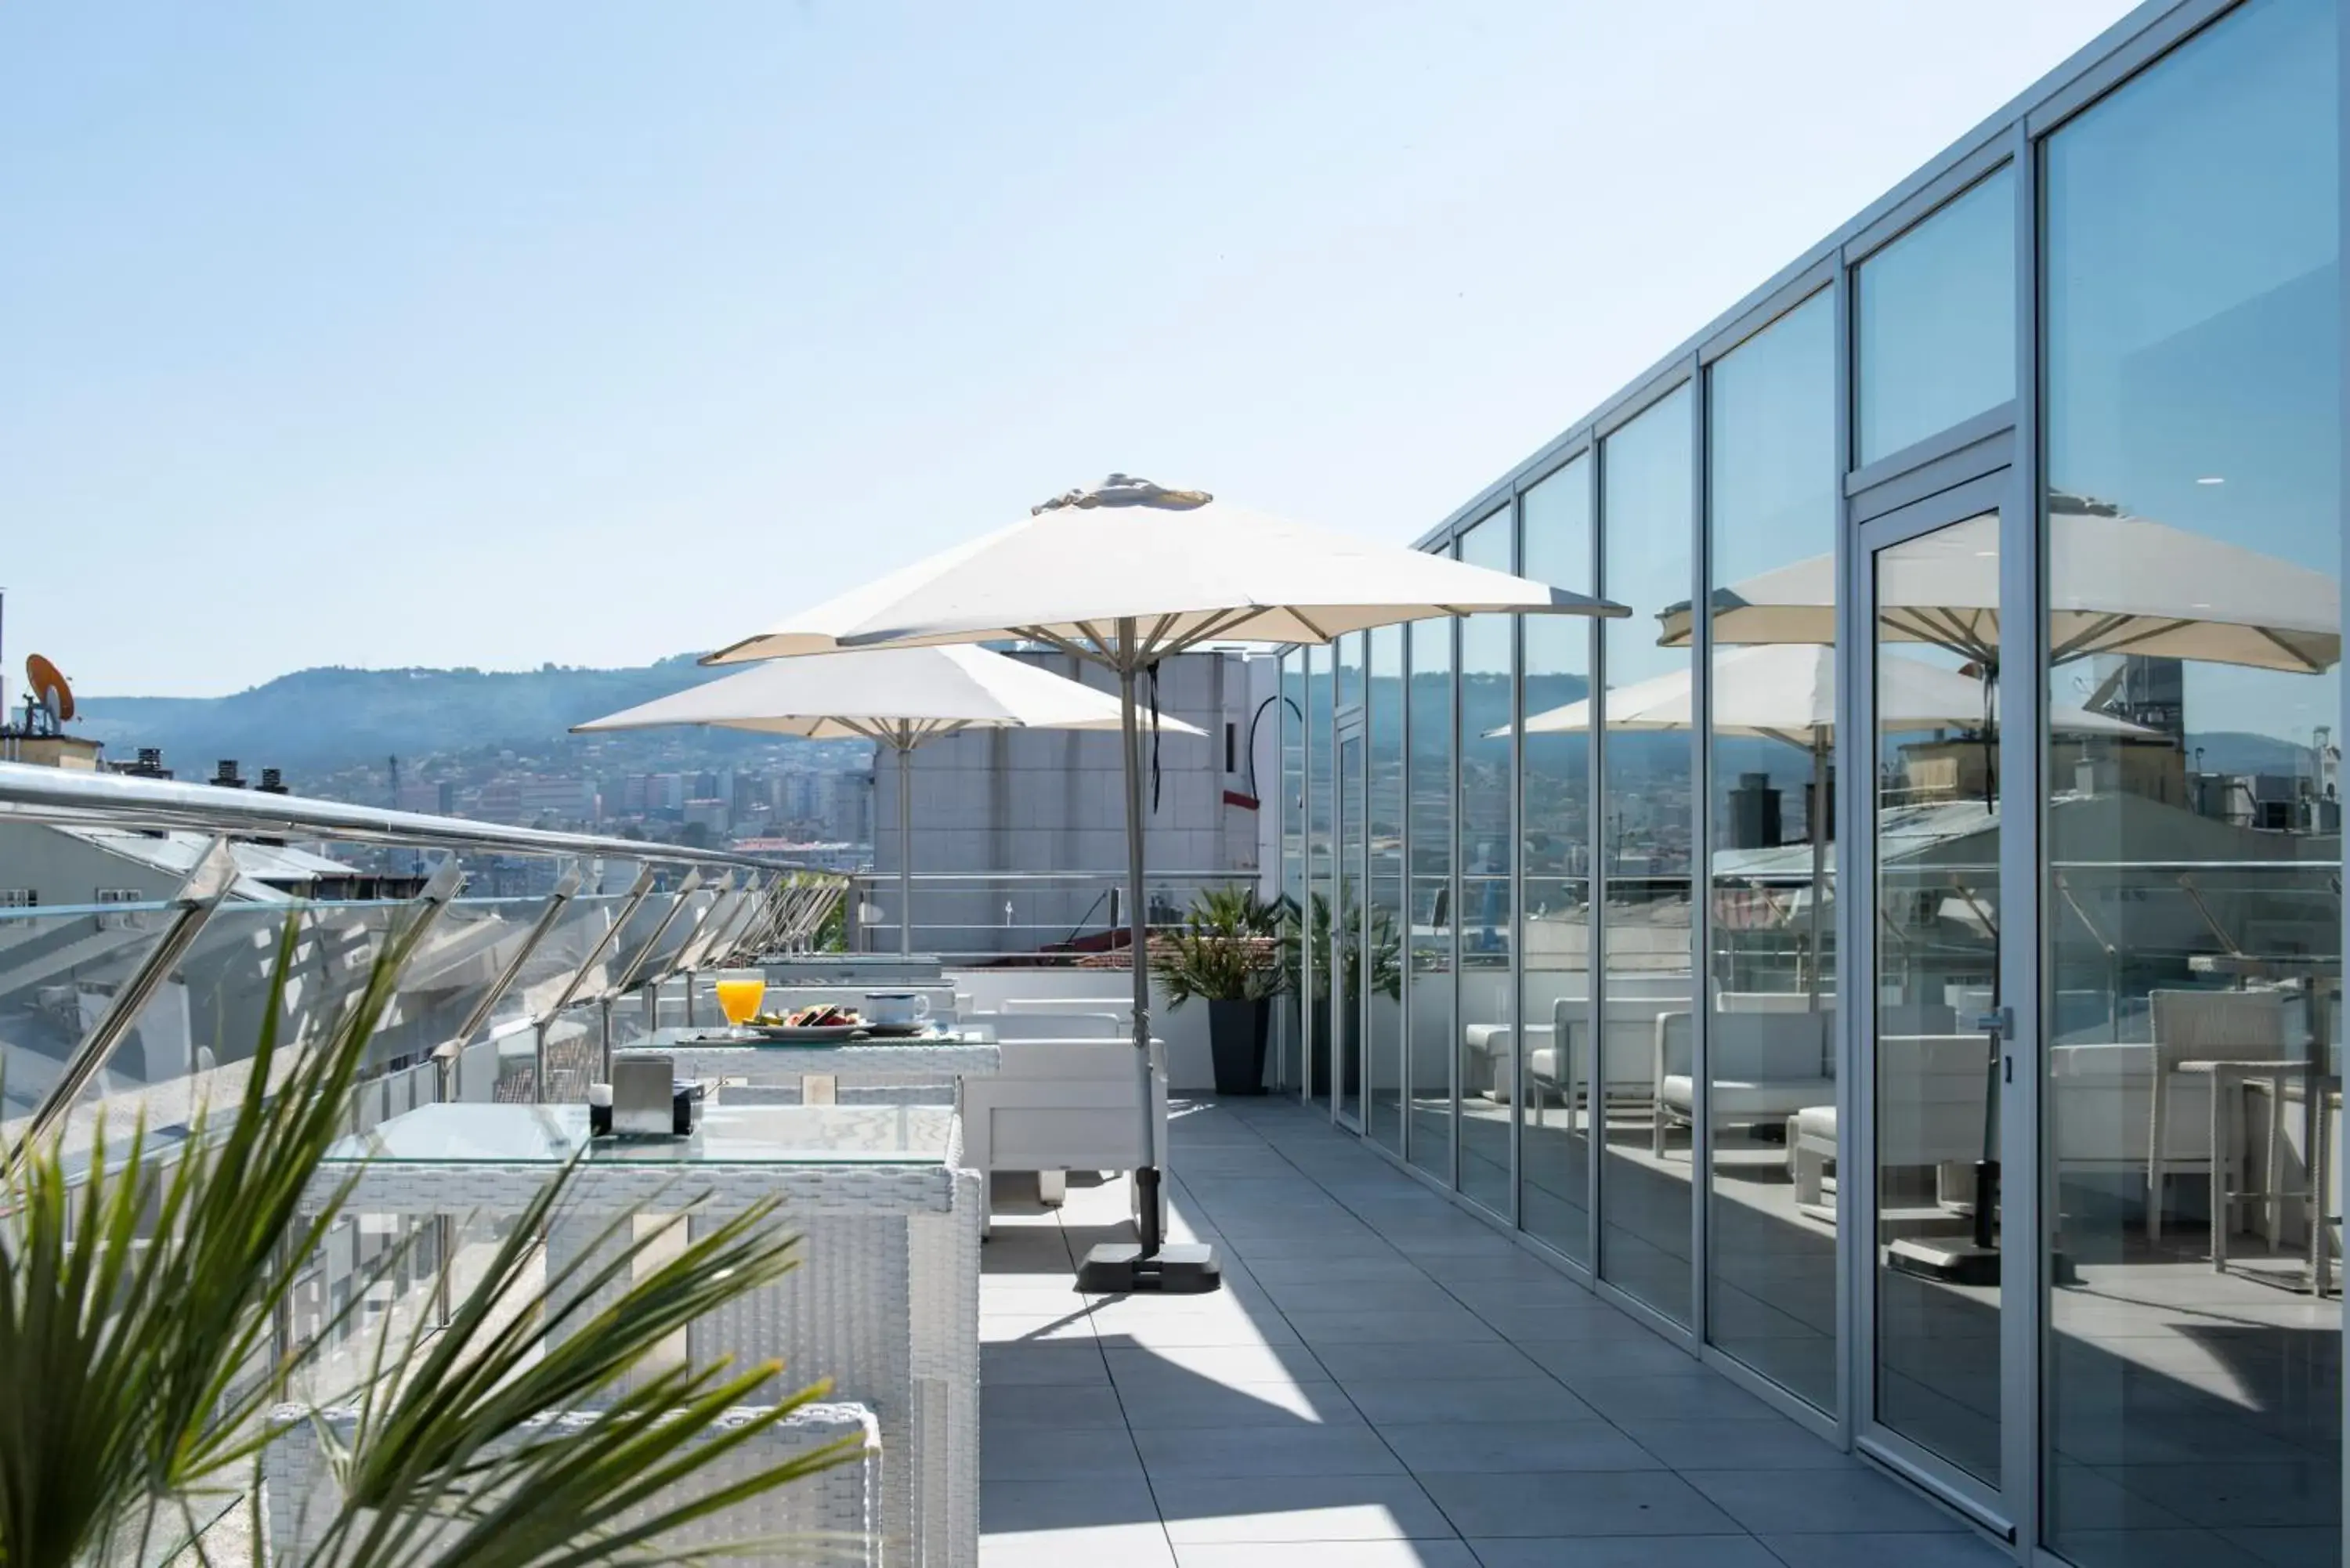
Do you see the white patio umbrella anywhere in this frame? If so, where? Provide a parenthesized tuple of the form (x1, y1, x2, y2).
(1658, 500, 2341, 673)
(1497, 643, 2155, 1004)
(706, 474, 1627, 1291)
(574, 645, 1201, 956)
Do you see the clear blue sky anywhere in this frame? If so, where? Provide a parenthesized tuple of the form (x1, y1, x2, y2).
(0, 1, 2136, 698)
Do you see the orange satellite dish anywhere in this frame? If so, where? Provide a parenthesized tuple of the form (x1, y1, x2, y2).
(25, 654, 74, 723)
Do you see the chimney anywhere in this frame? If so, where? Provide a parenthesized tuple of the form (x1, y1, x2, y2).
(258, 768, 288, 795)
(211, 759, 245, 789)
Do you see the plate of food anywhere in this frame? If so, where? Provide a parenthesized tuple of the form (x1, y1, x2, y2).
(743, 1004, 869, 1042)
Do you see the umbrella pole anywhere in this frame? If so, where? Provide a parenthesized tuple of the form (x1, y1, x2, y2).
(1120, 652, 1159, 1252)
(1074, 623, 1221, 1294)
(896, 739, 914, 958)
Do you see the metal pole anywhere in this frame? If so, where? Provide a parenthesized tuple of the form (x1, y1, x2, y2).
(897, 739, 915, 957)
(1118, 636, 1163, 1255)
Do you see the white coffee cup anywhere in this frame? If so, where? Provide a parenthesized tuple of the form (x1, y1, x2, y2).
(864, 991, 931, 1028)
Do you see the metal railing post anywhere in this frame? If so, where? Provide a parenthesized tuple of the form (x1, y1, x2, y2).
(9, 838, 241, 1170)
(429, 869, 583, 1103)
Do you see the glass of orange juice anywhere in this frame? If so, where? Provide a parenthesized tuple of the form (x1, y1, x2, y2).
(715, 974, 767, 1028)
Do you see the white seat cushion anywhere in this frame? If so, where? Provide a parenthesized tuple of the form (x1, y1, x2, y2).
(1661, 1074, 1835, 1119)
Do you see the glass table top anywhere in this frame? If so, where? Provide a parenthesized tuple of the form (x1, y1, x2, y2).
(324, 1102, 955, 1167)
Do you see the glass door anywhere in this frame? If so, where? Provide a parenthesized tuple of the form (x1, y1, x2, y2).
(1852, 475, 2022, 1527)
(1336, 719, 1368, 1130)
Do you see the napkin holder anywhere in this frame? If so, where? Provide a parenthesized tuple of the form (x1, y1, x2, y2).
(595, 1058, 706, 1137)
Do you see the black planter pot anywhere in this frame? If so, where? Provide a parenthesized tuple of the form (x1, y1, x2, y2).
(1208, 997, 1271, 1097)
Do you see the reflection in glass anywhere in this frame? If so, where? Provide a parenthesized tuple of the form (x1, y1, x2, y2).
(1518, 456, 1594, 1261)
(1305, 646, 1335, 1106)
(1368, 625, 1406, 1153)
(1458, 511, 1517, 1215)
(1704, 291, 1839, 1411)
(1279, 649, 1307, 1093)
(1856, 165, 2016, 464)
(2042, 2, 2341, 1559)
(1407, 616, 1456, 1180)
(1599, 385, 1696, 1322)
(1338, 725, 1367, 1128)
(1871, 516, 2003, 1486)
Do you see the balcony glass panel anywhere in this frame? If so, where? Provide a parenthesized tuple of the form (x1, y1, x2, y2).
(1368, 623, 1406, 1153)
(1855, 165, 2016, 464)
(1705, 288, 1838, 1412)
(2041, 0, 2341, 1558)
(1600, 384, 1696, 1324)
(1407, 616, 1455, 1179)
(1519, 453, 1595, 1263)
(1459, 508, 1517, 1215)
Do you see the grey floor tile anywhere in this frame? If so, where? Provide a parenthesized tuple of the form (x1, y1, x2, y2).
(981, 1425, 1146, 1483)
(1340, 1376, 1599, 1426)
(1569, 1373, 1786, 1423)
(1177, 1542, 1480, 1567)
(982, 1524, 1177, 1567)
(1470, 1538, 1783, 1568)
(980, 1342, 1111, 1386)
(1256, 1278, 1467, 1313)
(1310, 1340, 1542, 1382)
(1155, 1474, 1458, 1544)
(981, 1382, 1128, 1429)
(1617, 1418, 1856, 1470)
(982, 1476, 1161, 1534)
(1136, 1424, 1405, 1479)
(1523, 1335, 1704, 1382)
(1104, 1342, 1326, 1385)
(1285, 1306, 1503, 1346)
(1379, 1420, 1661, 1474)
(1420, 1470, 1741, 1537)
(1758, 1531, 2013, 1568)
(1689, 1469, 1965, 1534)
(1112, 1374, 1369, 1429)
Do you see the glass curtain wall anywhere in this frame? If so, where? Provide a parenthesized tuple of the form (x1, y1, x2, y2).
(1459, 512, 1518, 1215)
(1305, 646, 1336, 1106)
(1368, 625, 1407, 1153)
(1279, 649, 1307, 1094)
(1519, 456, 1596, 1261)
(1704, 291, 1839, 1410)
(1407, 616, 1457, 1180)
(1598, 385, 1697, 1323)
(2042, 1, 2341, 1560)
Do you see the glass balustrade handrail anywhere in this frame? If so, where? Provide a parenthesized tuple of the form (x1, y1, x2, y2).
(0, 761, 794, 873)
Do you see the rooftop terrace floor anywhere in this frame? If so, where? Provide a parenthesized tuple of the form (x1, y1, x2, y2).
(978, 1096, 2003, 1568)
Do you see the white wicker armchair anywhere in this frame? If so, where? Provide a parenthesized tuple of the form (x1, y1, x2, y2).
(264, 1400, 882, 1567)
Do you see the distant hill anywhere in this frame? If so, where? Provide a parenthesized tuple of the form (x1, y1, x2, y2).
(72, 656, 860, 774)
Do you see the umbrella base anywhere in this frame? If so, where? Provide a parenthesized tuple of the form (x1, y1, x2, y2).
(1077, 1241, 1223, 1295)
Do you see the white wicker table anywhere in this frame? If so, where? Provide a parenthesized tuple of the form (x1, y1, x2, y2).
(309, 1103, 981, 1568)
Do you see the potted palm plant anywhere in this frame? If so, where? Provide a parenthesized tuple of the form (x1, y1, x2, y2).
(0, 907, 850, 1567)
(1155, 886, 1281, 1096)
(1277, 892, 1401, 1098)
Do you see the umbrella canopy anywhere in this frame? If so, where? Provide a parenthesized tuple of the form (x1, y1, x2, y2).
(574, 645, 1202, 956)
(1505, 644, 2157, 743)
(1658, 502, 2341, 674)
(575, 644, 1198, 743)
(699, 475, 1627, 1284)
(707, 474, 1625, 666)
